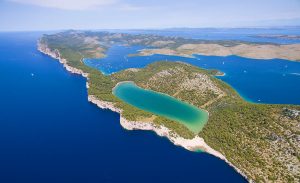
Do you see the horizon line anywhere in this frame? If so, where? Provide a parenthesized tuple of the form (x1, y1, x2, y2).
(1, 25, 300, 33)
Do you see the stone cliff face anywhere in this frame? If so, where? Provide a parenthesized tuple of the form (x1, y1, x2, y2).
(38, 41, 88, 77)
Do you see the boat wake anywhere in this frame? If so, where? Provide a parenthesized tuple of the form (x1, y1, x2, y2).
(290, 73, 300, 76)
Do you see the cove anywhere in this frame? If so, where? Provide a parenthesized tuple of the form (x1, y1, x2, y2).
(113, 82, 209, 133)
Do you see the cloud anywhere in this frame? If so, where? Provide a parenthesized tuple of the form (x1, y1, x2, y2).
(118, 4, 145, 11)
(8, 0, 117, 10)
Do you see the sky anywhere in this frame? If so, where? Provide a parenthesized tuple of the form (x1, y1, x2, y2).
(0, 0, 300, 31)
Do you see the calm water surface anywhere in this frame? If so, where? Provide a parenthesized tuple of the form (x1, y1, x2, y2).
(109, 27, 300, 44)
(113, 82, 208, 133)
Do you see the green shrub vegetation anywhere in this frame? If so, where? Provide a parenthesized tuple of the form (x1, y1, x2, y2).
(40, 31, 300, 182)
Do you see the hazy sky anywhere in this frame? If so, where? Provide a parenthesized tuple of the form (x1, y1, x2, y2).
(1, 0, 300, 31)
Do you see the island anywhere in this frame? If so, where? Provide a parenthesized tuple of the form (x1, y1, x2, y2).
(136, 43, 300, 61)
(38, 30, 300, 182)
(252, 34, 300, 41)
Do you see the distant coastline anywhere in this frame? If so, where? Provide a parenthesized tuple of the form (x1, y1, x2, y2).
(252, 34, 300, 40)
(137, 43, 300, 62)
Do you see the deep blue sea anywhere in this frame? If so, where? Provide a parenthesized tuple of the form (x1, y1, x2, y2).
(0, 32, 248, 182)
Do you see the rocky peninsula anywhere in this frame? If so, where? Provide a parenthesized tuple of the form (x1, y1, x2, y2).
(38, 31, 300, 182)
(38, 41, 228, 156)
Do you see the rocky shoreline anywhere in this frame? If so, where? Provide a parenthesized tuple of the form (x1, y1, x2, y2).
(38, 41, 250, 182)
(37, 41, 89, 77)
(87, 95, 250, 182)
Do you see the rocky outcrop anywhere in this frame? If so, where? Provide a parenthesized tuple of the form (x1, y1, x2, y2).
(38, 41, 88, 77)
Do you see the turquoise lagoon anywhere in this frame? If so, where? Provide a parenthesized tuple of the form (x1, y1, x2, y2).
(113, 82, 209, 133)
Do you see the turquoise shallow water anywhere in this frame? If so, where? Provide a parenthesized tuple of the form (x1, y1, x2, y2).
(113, 82, 209, 133)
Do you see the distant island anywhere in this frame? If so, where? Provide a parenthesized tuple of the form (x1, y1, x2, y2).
(38, 31, 300, 182)
(136, 42, 300, 61)
(252, 34, 300, 40)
